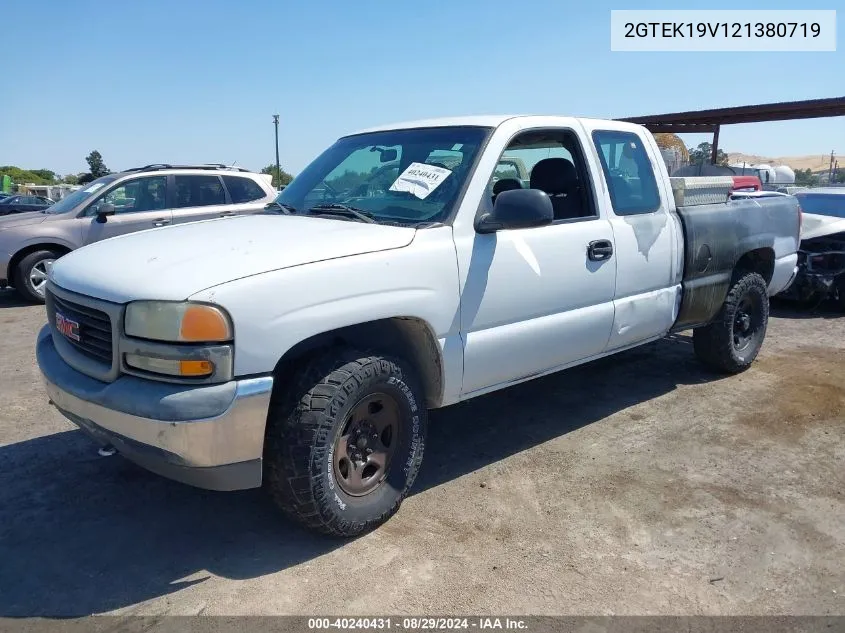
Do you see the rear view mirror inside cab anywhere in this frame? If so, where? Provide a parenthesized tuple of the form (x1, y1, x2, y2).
(371, 146, 398, 163)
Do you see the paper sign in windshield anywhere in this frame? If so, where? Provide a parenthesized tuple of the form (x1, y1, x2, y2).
(389, 162, 452, 200)
(83, 183, 106, 194)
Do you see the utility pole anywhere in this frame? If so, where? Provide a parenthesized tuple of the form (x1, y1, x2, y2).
(273, 114, 281, 189)
(829, 150, 835, 184)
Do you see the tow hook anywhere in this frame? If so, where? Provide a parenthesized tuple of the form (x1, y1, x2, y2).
(98, 446, 117, 457)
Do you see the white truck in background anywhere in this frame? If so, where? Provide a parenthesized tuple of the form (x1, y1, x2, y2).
(36, 115, 801, 537)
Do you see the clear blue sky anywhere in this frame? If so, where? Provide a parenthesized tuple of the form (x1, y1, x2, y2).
(1, 0, 841, 176)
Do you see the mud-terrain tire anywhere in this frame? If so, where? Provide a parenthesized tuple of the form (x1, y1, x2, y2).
(263, 347, 427, 537)
(693, 271, 770, 374)
(15, 249, 61, 303)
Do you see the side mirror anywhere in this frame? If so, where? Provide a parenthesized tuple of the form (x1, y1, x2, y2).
(95, 203, 115, 223)
(475, 188, 554, 234)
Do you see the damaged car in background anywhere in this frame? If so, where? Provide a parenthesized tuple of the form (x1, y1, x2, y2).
(778, 188, 845, 310)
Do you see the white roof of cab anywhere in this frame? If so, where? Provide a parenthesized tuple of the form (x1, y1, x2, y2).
(349, 115, 527, 135)
(348, 114, 643, 136)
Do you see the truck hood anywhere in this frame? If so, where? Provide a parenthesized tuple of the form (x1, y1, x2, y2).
(0, 211, 47, 229)
(50, 214, 417, 303)
(801, 213, 845, 241)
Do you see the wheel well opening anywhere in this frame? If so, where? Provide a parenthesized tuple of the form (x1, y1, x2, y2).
(734, 248, 775, 286)
(8, 244, 71, 284)
(271, 317, 444, 408)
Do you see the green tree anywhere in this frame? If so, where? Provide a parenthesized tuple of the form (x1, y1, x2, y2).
(687, 142, 729, 166)
(794, 168, 819, 187)
(31, 169, 58, 183)
(62, 173, 80, 185)
(85, 150, 110, 178)
(261, 164, 294, 188)
(0, 165, 54, 185)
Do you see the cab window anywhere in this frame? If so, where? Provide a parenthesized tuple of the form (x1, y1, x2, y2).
(592, 130, 661, 215)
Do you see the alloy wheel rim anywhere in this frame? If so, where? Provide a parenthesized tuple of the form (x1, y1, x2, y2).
(30, 259, 54, 296)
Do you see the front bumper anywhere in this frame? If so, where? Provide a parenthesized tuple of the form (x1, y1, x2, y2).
(778, 268, 843, 302)
(36, 325, 273, 491)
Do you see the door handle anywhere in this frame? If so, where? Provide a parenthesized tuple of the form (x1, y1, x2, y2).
(587, 239, 613, 261)
(152, 218, 170, 227)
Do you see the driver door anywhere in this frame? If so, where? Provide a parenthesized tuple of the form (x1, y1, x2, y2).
(82, 176, 172, 245)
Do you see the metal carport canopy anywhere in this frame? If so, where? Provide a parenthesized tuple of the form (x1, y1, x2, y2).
(618, 96, 845, 163)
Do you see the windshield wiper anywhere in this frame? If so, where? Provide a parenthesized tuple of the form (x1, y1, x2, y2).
(264, 201, 296, 214)
(308, 204, 376, 223)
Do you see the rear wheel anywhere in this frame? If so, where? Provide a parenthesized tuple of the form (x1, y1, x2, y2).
(263, 347, 427, 537)
(693, 272, 769, 374)
(14, 250, 61, 303)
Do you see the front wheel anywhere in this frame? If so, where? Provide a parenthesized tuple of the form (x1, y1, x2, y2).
(14, 249, 61, 303)
(263, 348, 427, 537)
(693, 271, 770, 374)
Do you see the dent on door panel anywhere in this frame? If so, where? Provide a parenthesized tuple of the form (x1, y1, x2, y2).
(606, 285, 681, 351)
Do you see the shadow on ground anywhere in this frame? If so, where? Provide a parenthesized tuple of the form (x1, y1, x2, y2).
(770, 297, 843, 320)
(0, 288, 35, 309)
(0, 334, 720, 616)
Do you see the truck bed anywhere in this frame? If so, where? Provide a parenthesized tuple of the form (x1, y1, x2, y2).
(672, 194, 801, 330)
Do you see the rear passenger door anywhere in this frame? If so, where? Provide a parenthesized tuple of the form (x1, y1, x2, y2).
(584, 124, 683, 351)
(221, 175, 274, 216)
(170, 174, 232, 225)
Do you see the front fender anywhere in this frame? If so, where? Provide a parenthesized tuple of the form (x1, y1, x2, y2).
(188, 227, 464, 404)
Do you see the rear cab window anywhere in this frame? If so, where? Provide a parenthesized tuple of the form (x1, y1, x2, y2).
(592, 130, 661, 215)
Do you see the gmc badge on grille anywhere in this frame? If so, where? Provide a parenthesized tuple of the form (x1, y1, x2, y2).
(55, 312, 81, 342)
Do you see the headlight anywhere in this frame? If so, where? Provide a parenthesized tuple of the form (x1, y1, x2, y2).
(124, 301, 233, 342)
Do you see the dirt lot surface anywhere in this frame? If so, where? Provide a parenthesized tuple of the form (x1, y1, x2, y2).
(1, 288, 843, 617)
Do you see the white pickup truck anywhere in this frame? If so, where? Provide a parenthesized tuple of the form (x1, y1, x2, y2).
(36, 115, 801, 537)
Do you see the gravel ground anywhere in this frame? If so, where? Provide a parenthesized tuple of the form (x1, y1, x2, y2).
(0, 288, 843, 617)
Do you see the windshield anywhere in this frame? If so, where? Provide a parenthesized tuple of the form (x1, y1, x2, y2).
(795, 192, 845, 219)
(275, 126, 491, 225)
(43, 176, 119, 214)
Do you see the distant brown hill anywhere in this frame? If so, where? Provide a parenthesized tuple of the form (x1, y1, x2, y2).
(727, 152, 836, 173)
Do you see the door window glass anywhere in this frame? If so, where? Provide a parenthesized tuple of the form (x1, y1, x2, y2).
(487, 129, 596, 220)
(174, 175, 226, 208)
(91, 177, 167, 214)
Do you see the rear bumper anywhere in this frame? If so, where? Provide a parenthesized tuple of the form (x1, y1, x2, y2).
(36, 325, 273, 491)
